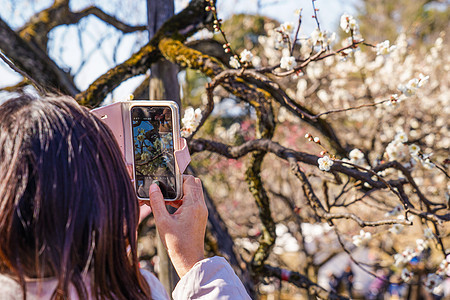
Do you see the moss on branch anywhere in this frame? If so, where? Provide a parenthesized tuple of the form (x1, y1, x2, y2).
(244, 95, 276, 277)
(159, 38, 223, 77)
(76, 44, 159, 107)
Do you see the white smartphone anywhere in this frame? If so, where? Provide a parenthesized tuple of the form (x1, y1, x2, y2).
(91, 101, 182, 201)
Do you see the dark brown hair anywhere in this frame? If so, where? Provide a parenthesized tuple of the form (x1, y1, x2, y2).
(0, 94, 151, 299)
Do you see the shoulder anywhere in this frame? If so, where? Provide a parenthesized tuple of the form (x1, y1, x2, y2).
(0, 274, 24, 299)
(0, 274, 57, 299)
(140, 269, 170, 300)
(173, 256, 251, 300)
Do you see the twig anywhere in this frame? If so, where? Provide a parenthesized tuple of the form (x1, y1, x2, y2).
(311, 0, 321, 32)
(290, 9, 303, 56)
(311, 99, 390, 119)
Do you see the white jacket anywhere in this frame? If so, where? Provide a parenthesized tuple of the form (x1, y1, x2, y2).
(0, 257, 251, 299)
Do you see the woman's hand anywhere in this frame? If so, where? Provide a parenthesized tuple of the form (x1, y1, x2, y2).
(149, 175, 208, 277)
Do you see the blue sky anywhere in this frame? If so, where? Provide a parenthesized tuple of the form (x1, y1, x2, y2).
(0, 0, 358, 101)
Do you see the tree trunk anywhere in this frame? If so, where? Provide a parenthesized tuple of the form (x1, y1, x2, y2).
(147, 0, 180, 297)
(147, 0, 180, 105)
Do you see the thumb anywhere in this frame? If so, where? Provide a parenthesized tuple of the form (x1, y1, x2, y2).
(148, 183, 168, 219)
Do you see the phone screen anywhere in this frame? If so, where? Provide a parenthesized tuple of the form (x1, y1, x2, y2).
(131, 106, 176, 199)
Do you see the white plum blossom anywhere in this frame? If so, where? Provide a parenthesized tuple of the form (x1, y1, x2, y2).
(279, 22, 295, 34)
(239, 49, 253, 63)
(390, 94, 400, 102)
(280, 56, 297, 71)
(273, 223, 300, 254)
(401, 269, 413, 282)
(424, 273, 443, 294)
(389, 224, 404, 234)
(398, 74, 429, 98)
(409, 144, 420, 155)
(340, 14, 358, 33)
(394, 252, 409, 267)
(416, 239, 429, 252)
(348, 148, 365, 165)
(318, 155, 334, 171)
(352, 230, 371, 247)
(437, 256, 450, 276)
(310, 28, 336, 47)
(235, 238, 258, 252)
(398, 78, 419, 97)
(385, 141, 406, 161)
(384, 131, 410, 160)
(229, 56, 241, 69)
(275, 223, 288, 236)
(375, 40, 396, 55)
(182, 107, 202, 127)
(422, 158, 435, 170)
(418, 73, 430, 87)
(394, 247, 419, 267)
(395, 130, 408, 143)
(181, 107, 202, 137)
(252, 55, 262, 67)
(301, 222, 333, 243)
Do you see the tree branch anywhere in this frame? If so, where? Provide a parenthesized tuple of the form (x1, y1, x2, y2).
(0, 16, 79, 95)
(72, 6, 147, 33)
(189, 138, 450, 223)
(75, 0, 214, 106)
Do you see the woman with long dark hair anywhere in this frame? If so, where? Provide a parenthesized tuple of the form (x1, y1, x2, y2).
(0, 94, 250, 299)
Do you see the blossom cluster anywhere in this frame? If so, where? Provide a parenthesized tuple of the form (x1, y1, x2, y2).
(214, 122, 241, 143)
(340, 13, 358, 34)
(229, 48, 256, 69)
(375, 40, 397, 56)
(273, 223, 300, 255)
(398, 73, 429, 98)
(392, 235, 449, 294)
(384, 130, 435, 170)
(394, 239, 430, 269)
(352, 229, 371, 247)
(181, 107, 202, 137)
(341, 148, 366, 167)
(310, 28, 335, 48)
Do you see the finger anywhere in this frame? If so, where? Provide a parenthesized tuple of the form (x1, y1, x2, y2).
(193, 178, 205, 204)
(182, 175, 197, 205)
(194, 177, 203, 189)
(148, 183, 169, 219)
(139, 205, 152, 223)
(182, 174, 195, 184)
